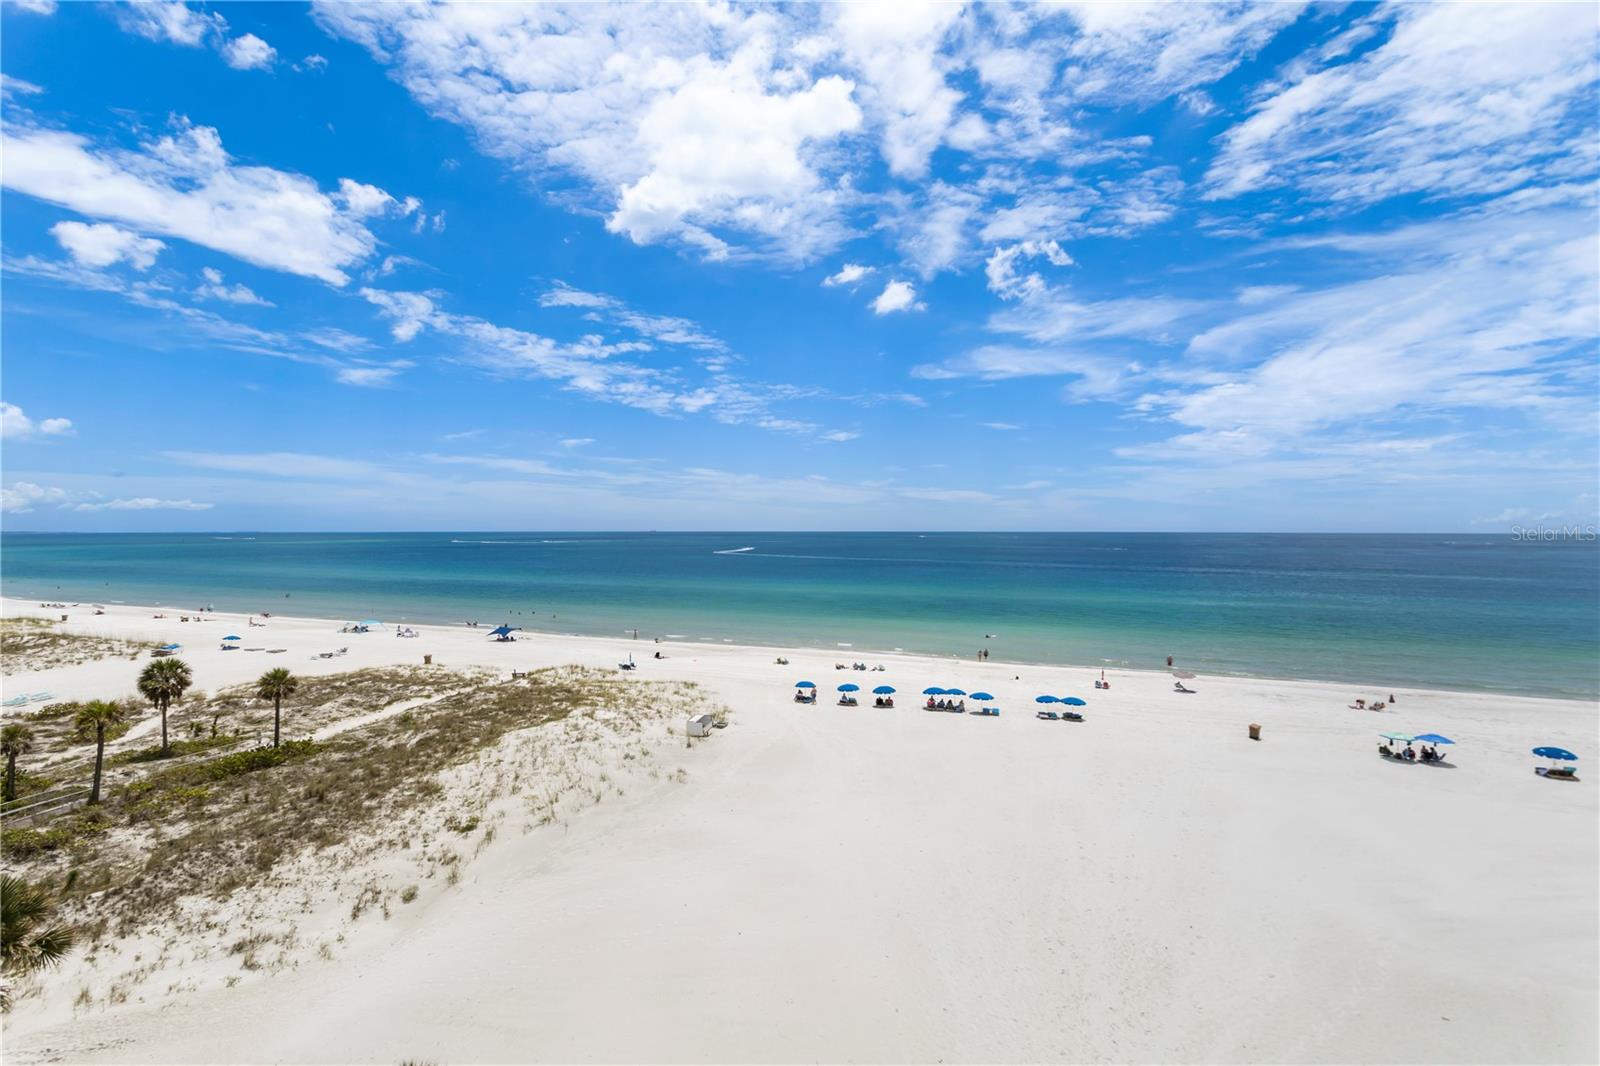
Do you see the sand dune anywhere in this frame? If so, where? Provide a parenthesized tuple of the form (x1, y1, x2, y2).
(2, 599, 1596, 1063)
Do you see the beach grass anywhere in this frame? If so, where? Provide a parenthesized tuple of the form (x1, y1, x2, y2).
(0, 619, 154, 676)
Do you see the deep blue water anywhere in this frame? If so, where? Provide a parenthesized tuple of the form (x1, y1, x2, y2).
(2, 532, 1596, 699)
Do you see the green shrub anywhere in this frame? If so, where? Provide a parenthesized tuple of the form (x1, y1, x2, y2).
(108, 735, 239, 766)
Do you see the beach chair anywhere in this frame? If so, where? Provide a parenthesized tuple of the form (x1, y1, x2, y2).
(1536, 766, 1579, 781)
(1036, 710, 1060, 720)
(1062, 711, 1084, 722)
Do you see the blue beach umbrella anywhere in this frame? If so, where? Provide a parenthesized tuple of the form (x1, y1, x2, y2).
(158, 643, 180, 651)
(1414, 733, 1454, 745)
(360, 619, 382, 627)
(1532, 746, 1578, 761)
(1034, 695, 1059, 704)
(489, 624, 520, 637)
(968, 692, 995, 701)
(944, 687, 967, 697)
(923, 687, 946, 695)
(222, 635, 241, 642)
(872, 685, 896, 694)
(1061, 697, 1087, 706)
(795, 681, 816, 689)
(838, 683, 860, 692)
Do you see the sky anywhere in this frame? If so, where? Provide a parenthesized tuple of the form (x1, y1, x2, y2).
(1, 0, 1597, 532)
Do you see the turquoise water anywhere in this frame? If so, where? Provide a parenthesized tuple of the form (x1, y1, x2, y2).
(2, 532, 1596, 699)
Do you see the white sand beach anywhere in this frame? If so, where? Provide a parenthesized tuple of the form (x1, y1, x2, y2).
(2, 598, 1596, 1064)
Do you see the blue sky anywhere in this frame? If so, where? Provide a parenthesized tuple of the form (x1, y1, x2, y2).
(2, 1, 1596, 532)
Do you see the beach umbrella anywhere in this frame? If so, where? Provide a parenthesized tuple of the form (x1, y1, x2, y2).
(1034, 695, 1059, 704)
(1172, 670, 1196, 680)
(158, 643, 180, 651)
(872, 685, 896, 694)
(1532, 746, 1578, 761)
(488, 624, 521, 637)
(1380, 732, 1414, 744)
(1061, 697, 1087, 706)
(838, 683, 860, 692)
(222, 635, 241, 642)
(1414, 733, 1454, 746)
(360, 619, 382, 626)
(923, 687, 946, 695)
(944, 687, 967, 697)
(968, 691, 995, 701)
(795, 681, 816, 689)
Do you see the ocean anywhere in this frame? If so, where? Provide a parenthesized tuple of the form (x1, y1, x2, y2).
(2, 532, 1596, 699)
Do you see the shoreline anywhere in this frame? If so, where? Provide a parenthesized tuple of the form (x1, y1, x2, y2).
(6, 592, 1594, 707)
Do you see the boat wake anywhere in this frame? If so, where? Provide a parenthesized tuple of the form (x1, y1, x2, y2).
(713, 546, 756, 555)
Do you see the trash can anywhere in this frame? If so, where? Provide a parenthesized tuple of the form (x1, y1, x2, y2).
(1248, 723, 1262, 741)
(423, 653, 433, 665)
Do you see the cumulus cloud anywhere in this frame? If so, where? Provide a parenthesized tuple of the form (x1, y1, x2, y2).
(50, 220, 164, 270)
(1, 480, 209, 513)
(1, 401, 74, 440)
(871, 280, 924, 315)
(2, 116, 408, 285)
(222, 32, 276, 70)
(115, 1, 226, 47)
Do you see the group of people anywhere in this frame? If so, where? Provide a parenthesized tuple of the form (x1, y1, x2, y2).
(835, 662, 886, 671)
(1378, 743, 1445, 763)
(926, 697, 966, 712)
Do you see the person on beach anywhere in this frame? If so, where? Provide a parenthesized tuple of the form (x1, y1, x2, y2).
(1167, 655, 1173, 667)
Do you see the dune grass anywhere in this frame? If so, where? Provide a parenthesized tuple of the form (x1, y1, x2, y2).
(0, 619, 154, 676)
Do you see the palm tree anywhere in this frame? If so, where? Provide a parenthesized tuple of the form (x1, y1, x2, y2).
(1, 723, 35, 803)
(75, 700, 127, 805)
(255, 668, 299, 748)
(0, 874, 75, 1011)
(137, 657, 192, 754)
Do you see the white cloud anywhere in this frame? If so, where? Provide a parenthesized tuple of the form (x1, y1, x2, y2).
(982, 422, 1021, 431)
(222, 32, 276, 70)
(0, 480, 208, 513)
(163, 450, 390, 481)
(336, 178, 396, 218)
(50, 220, 165, 270)
(822, 263, 873, 287)
(1, 73, 45, 99)
(5, 0, 57, 13)
(871, 280, 924, 315)
(317, 4, 864, 263)
(1, 481, 70, 513)
(1135, 204, 1600, 455)
(558, 437, 595, 449)
(195, 266, 273, 306)
(1205, 4, 1599, 206)
(1, 401, 74, 440)
(537, 282, 725, 351)
(72, 496, 212, 512)
(296, 54, 328, 73)
(3, 116, 396, 284)
(334, 365, 408, 388)
(820, 430, 861, 442)
(115, 1, 225, 47)
(985, 240, 1074, 301)
(829, 2, 964, 177)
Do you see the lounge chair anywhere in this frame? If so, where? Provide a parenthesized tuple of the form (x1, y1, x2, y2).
(1174, 682, 1195, 694)
(838, 696, 858, 706)
(1536, 766, 1579, 781)
(618, 661, 637, 670)
(1036, 710, 1060, 720)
